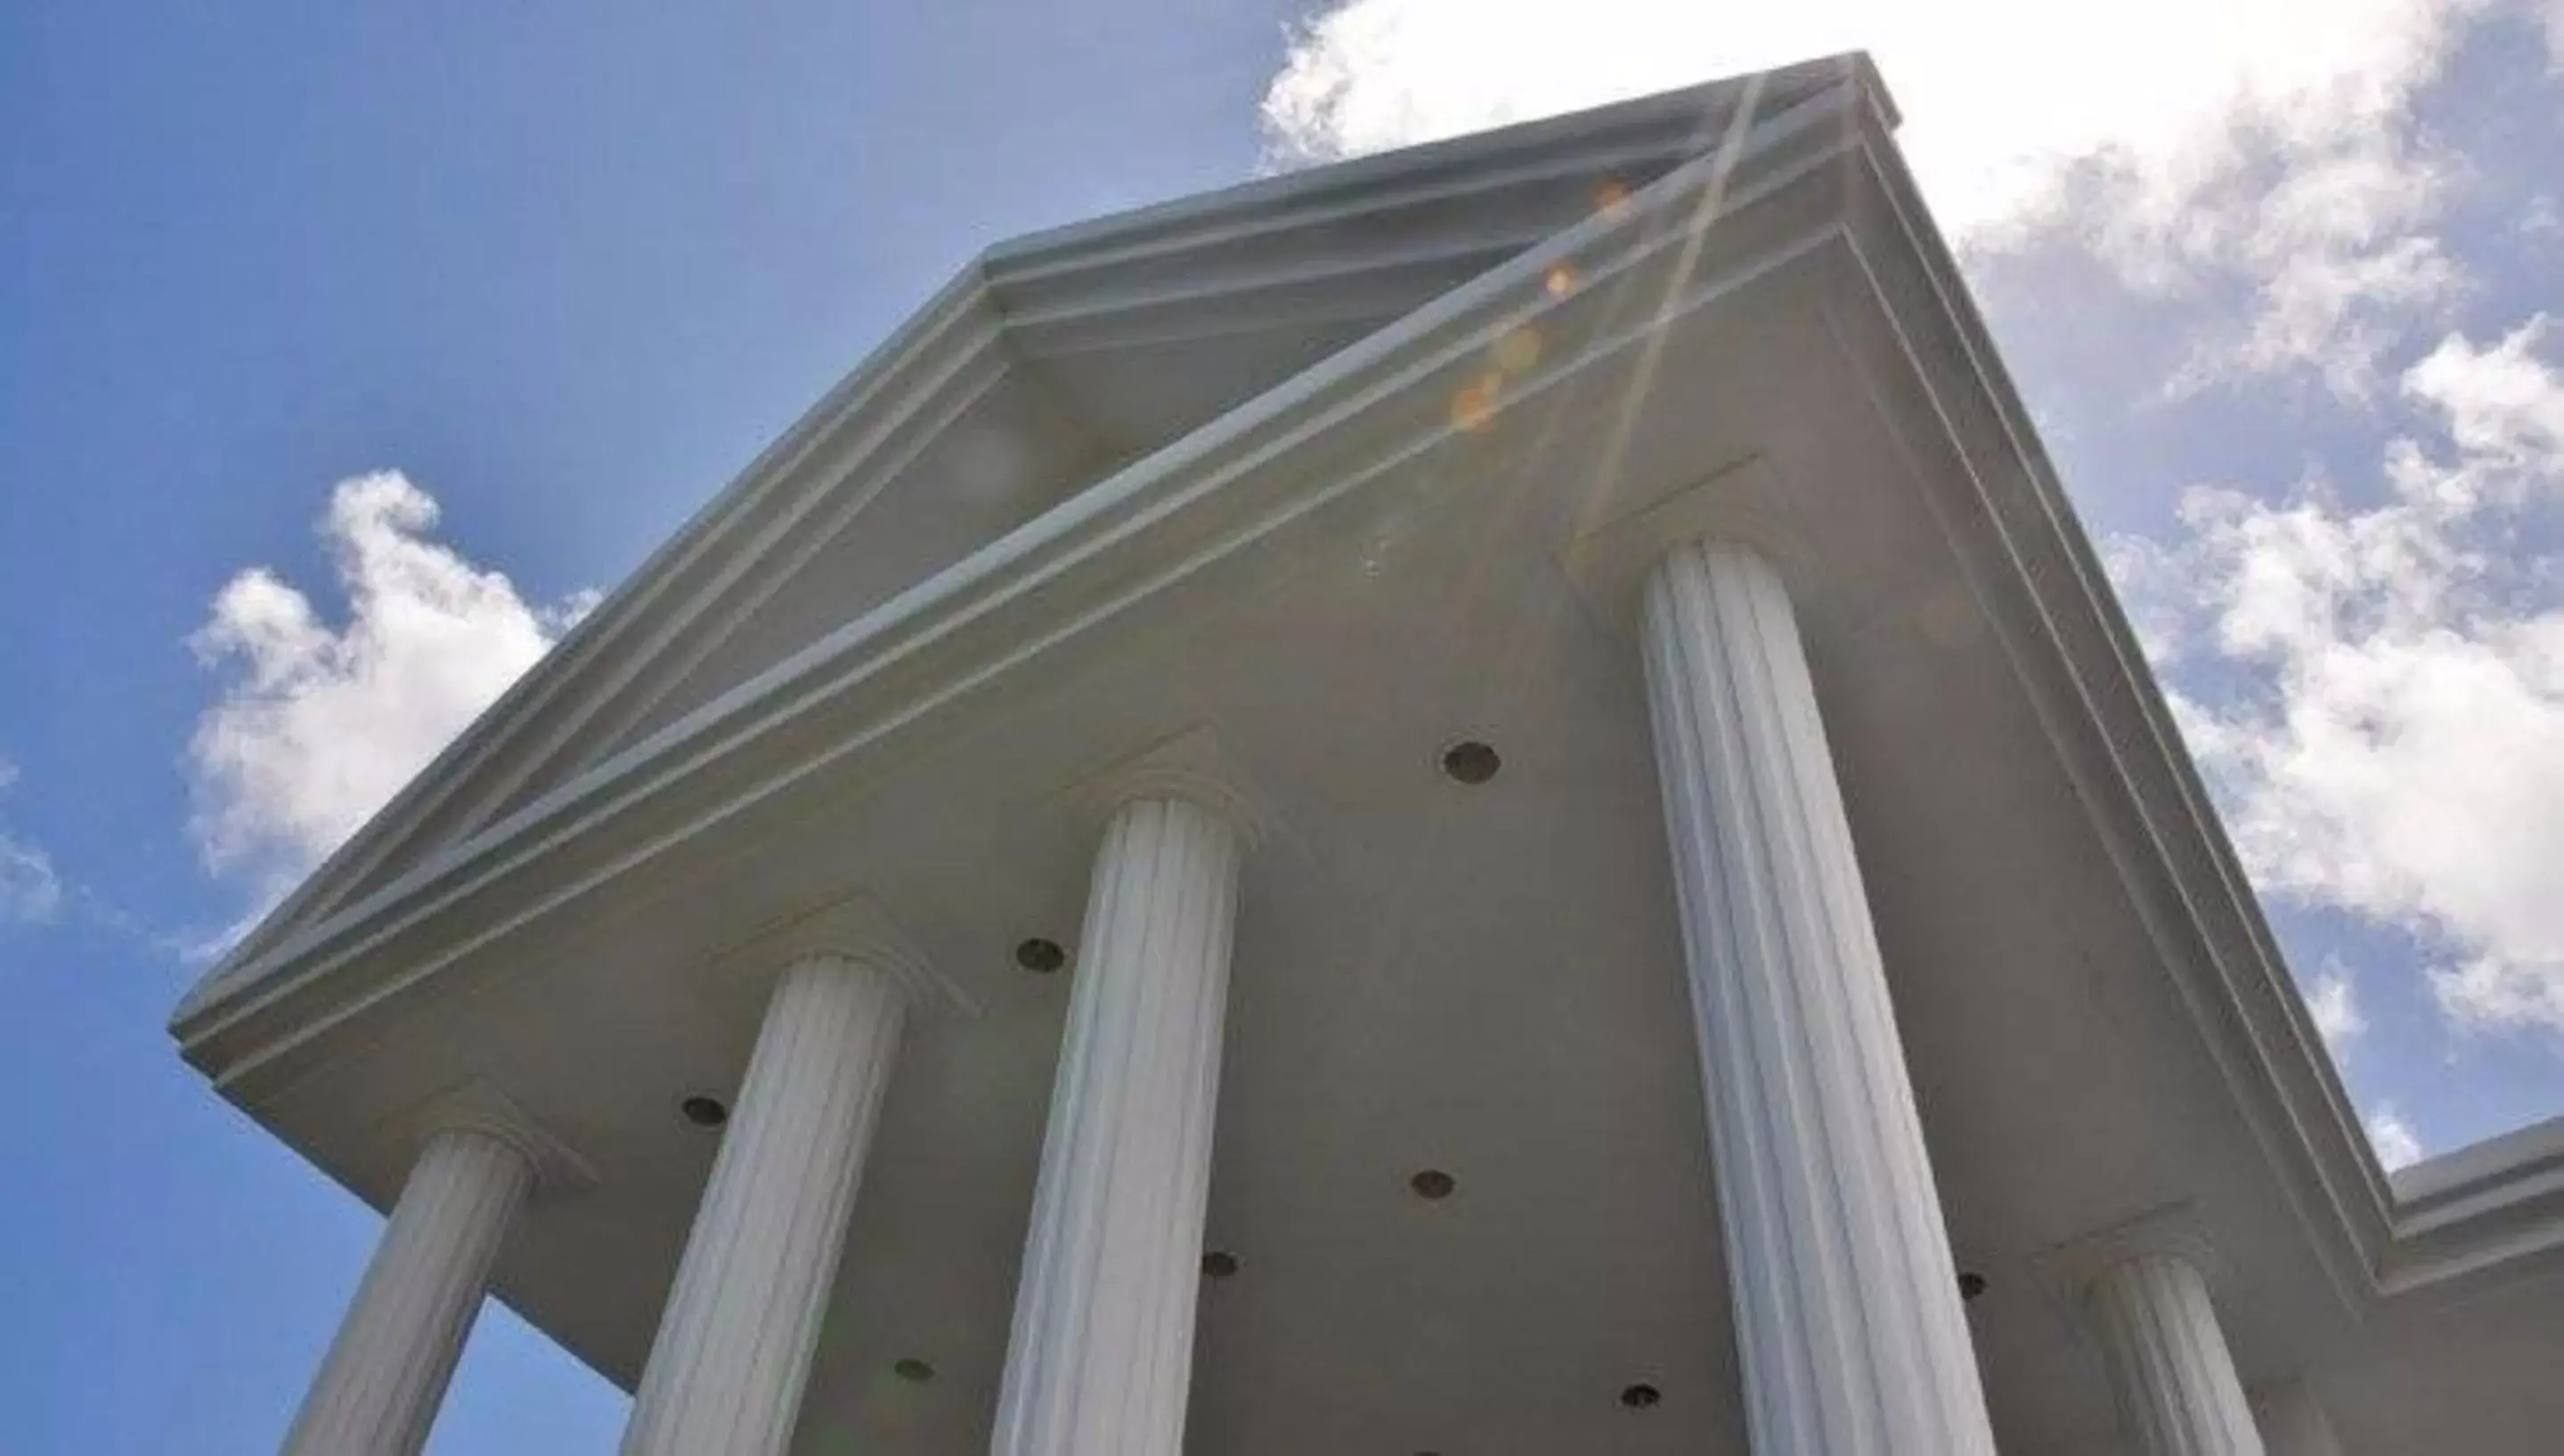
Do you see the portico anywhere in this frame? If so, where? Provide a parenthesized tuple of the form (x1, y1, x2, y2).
(175, 52, 2564, 1456)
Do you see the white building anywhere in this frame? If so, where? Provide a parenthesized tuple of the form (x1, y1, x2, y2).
(174, 53, 2564, 1456)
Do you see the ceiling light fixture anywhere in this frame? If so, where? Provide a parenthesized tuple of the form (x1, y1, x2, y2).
(1438, 740, 1502, 785)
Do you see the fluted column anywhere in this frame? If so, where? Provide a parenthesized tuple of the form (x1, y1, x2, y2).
(1639, 538, 1997, 1456)
(2087, 1253, 2265, 1456)
(281, 1126, 535, 1456)
(623, 954, 908, 1456)
(2250, 1380, 2343, 1456)
(990, 794, 1243, 1456)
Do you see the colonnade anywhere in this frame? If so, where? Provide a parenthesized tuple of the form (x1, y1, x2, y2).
(278, 538, 2289, 1456)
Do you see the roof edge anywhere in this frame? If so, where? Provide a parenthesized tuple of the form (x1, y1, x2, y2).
(172, 260, 1008, 1029)
(175, 55, 1880, 1032)
(1832, 120, 2564, 1309)
(170, 81, 1869, 1079)
(984, 52, 1885, 281)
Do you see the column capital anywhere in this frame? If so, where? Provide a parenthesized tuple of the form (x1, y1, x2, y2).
(1556, 455, 1818, 633)
(2070, 1224, 2266, 1456)
(702, 891, 973, 1020)
(1058, 724, 1276, 850)
(2035, 1202, 2229, 1323)
(384, 1079, 593, 1195)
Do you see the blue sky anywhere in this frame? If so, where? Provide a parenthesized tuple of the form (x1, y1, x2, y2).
(4, 2, 2562, 1451)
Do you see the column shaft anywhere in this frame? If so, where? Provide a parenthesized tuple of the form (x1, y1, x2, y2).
(1639, 539, 1996, 1456)
(282, 1127, 534, 1456)
(2250, 1380, 2344, 1456)
(990, 795, 1242, 1456)
(622, 955, 908, 1456)
(2088, 1254, 2266, 1456)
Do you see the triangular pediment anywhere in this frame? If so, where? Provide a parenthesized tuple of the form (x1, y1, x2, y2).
(186, 53, 1885, 1007)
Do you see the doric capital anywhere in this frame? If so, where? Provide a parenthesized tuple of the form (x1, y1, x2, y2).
(388, 1080, 595, 1195)
(1557, 454, 1819, 633)
(703, 892, 971, 1019)
(1059, 725, 1278, 852)
(2035, 1202, 2229, 1321)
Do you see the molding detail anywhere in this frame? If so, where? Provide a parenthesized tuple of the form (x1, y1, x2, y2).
(699, 891, 973, 1020)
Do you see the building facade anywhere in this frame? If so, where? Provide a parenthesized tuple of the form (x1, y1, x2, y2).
(175, 53, 2564, 1456)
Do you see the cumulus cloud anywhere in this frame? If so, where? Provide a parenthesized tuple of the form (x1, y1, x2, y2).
(1260, 0, 2492, 389)
(186, 473, 592, 892)
(0, 754, 62, 924)
(2307, 964, 2369, 1057)
(2115, 318, 2564, 1037)
(2366, 1105, 2428, 1167)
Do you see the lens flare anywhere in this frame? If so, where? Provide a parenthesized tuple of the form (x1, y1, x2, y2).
(1451, 372, 1504, 433)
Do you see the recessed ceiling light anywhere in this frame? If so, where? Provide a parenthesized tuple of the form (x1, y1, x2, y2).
(680, 1094, 729, 1128)
(892, 1357, 937, 1384)
(1409, 1168, 1457, 1200)
(1958, 1270, 1989, 1302)
(1438, 739, 1502, 785)
(1201, 1249, 1241, 1279)
(1620, 1382, 1662, 1410)
(1014, 937, 1068, 974)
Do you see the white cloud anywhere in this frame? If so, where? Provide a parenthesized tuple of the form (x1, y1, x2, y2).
(2153, 133, 2462, 397)
(2366, 1105, 2428, 1167)
(0, 753, 61, 925)
(2115, 318, 2564, 1037)
(186, 473, 591, 891)
(1261, 0, 2493, 388)
(0, 834, 61, 924)
(2308, 964, 2369, 1056)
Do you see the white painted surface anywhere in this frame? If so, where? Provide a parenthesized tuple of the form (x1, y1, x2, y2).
(623, 955, 908, 1456)
(2089, 1254, 2266, 1456)
(2251, 1380, 2345, 1456)
(990, 796, 1241, 1456)
(1640, 538, 1997, 1454)
(282, 1127, 533, 1456)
